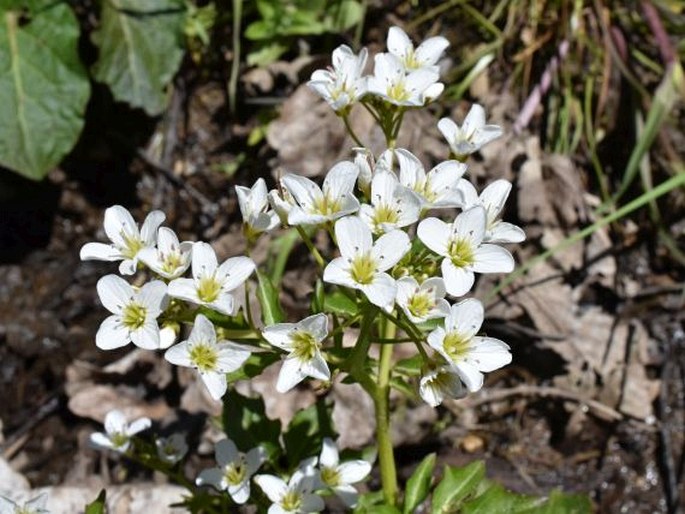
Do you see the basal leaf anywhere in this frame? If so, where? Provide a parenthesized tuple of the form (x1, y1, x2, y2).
(403, 453, 436, 514)
(92, 0, 185, 115)
(256, 270, 285, 325)
(431, 461, 485, 514)
(0, 1, 90, 180)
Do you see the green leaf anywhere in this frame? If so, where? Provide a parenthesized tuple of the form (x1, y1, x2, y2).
(256, 270, 285, 325)
(395, 355, 423, 377)
(325, 0, 363, 32)
(0, 1, 90, 180)
(431, 461, 485, 514)
(537, 490, 593, 514)
(403, 453, 436, 514)
(364, 507, 402, 514)
(324, 291, 359, 317)
(282, 398, 336, 469)
(461, 482, 546, 513)
(91, 0, 185, 115)
(222, 389, 281, 461)
(246, 41, 288, 67)
(226, 351, 281, 384)
(244, 19, 275, 41)
(85, 489, 107, 514)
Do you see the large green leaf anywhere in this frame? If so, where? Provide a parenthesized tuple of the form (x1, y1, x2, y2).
(403, 453, 436, 514)
(256, 270, 285, 325)
(431, 461, 485, 514)
(92, 0, 185, 115)
(0, 0, 90, 180)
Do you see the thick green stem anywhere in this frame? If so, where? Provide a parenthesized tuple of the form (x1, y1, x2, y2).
(375, 321, 398, 506)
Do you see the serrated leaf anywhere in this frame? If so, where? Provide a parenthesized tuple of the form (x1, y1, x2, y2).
(256, 270, 285, 325)
(282, 398, 336, 469)
(0, 1, 90, 180)
(85, 489, 106, 514)
(431, 461, 485, 514)
(91, 0, 184, 115)
(222, 389, 282, 461)
(403, 453, 436, 514)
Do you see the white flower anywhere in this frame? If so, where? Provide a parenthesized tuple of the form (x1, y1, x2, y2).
(236, 178, 280, 238)
(89, 409, 151, 453)
(395, 149, 466, 209)
(282, 162, 360, 225)
(95, 275, 167, 350)
(395, 276, 450, 324)
(268, 185, 296, 225)
(254, 469, 324, 514)
(427, 299, 511, 392)
(167, 242, 255, 316)
(417, 206, 514, 297)
(156, 434, 188, 464)
(164, 314, 251, 400)
(262, 314, 330, 393)
(438, 104, 503, 158)
(387, 26, 449, 72)
(359, 168, 421, 234)
(324, 217, 410, 312)
(137, 227, 192, 279)
(419, 363, 466, 407)
(367, 53, 440, 106)
(197, 438, 265, 504)
(458, 179, 525, 243)
(317, 438, 371, 507)
(0, 493, 49, 514)
(353, 147, 374, 197)
(308, 45, 368, 112)
(80, 205, 165, 275)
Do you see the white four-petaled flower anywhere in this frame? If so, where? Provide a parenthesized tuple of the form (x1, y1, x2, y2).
(387, 26, 449, 73)
(395, 148, 465, 209)
(138, 227, 192, 279)
(197, 438, 265, 504)
(80, 205, 165, 275)
(438, 104, 503, 158)
(0, 493, 50, 514)
(458, 179, 526, 243)
(419, 362, 466, 407)
(254, 468, 324, 514)
(324, 216, 410, 312)
(427, 299, 511, 392)
(167, 242, 255, 315)
(164, 314, 251, 400)
(308, 45, 368, 112)
(417, 206, 514, 297)
(262, 314, 330, 393)
(95, 275, 167, 350)
(395, 276, 450, 324)
(317, 438, 371, 507)
(359, 168, 420, 234)
(236, 178, 280, 239)
(156, 434, 188, 465)
(89, 409, 151, 453)
(282, 162, 360, 226)
(368, 53, 441, 106)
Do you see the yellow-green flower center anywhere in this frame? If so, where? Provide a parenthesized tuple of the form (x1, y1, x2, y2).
(291, 330, 319, 361)
(350, 253, 377, 285)
(121, 302, 147, 330)
(189, 343, 218, 372)
(387, 82, 410, 102)
(371, 204, 399, 230)
(110, 432, 130, 449)
(447, 237, 475, 268)
(121, 231, 144, 259)
(404, 49, 421, 70)
(197, 275, 222, 303)
(321, 466, 341, 487)
(443, 332, 471, 362)
(160, 251, 184, 274)
(224, 460, 247, 486)
(312, 194, 342, 216)
(281, 490, 302, 511)
(407, 292, 434, 318)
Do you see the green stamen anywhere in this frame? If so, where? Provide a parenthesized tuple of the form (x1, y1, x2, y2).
(121, 302, 147, 330)
(197, 275, 221, 303)
(281, 491, 302, 511)
(291, 330, 319, 361)
(321, 466, 341, 487)
(407, 293, 434, 318)
(443, 332, 471, 362)
(224, 460, 247, 485)
(371, 204, 399, 230)
(447, 237, 475, 268)
(387, 82, 410, 103)
(110, 432, 130, 449)
(312, 194, 342, 216)
(350, 253, 377, 285)
(121, 231, 144, 259)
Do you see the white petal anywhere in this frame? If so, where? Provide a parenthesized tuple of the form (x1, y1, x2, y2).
(338, 460, 371, 484)
(323, 161, 359, 199)
(474, 125, 503, 147)
(246, 446, 266, 474)
(130, 320, 160, 350)
(89, 432, 116, 451)
(420, 276, 447, 298)
(319, 437, 339, 468)
(217, 256, 256, 290)
(457, 179, 479, 207)
(469, 336, 512, 371)
(463, 104, 486, 133)
(415, 36, 449, 66)
(140, 210, 166, 245)
(323, 257, 356, 289)
(128, 417, 152, 436)
(215, 439, 239, 466)
(215, 342, 252, 373)
(472, 245, 514, 273)
(118, 258, 138, 275)
(479, 179, 511, 219)
(262, 323, 297, 350)
(254, 475, 288, 503)
(276, 357, 308, 392)
(396, 149, 425, 189)
(201, 371, 227, 400)
(165, 341, 193, 367)
(487, 222, 526, 244)
(387, 26, 412, 61)
(288, 206, 328, 226)
(97, 274, 133, 314)
(335, 216, 372, 258)
(235, 184, 252, 220)
(437, 118, 458, 145)
(197, 468, 223, 489)
(167, 278, 201, 304)
(426, 326, 446, 352)
(191, 242, 218, 280)
(300, 352, 330, 381)
(372, 230, 410, 271)
(298, 313, 328, 342)
(373, 53, 404, 83)
(208, 293, 235, 316)
(446, 298, 484, 336)
(103, 205, 138, 247)
(417, 218, 450, 256)
(282, 174, 322, 211)
(80, 242, 122, 262)
(405, 68, 440, 95)
(104, 409, 128, 434)
(454, 206, 486, 246)
(360, 273, 396, 311)
(189, 314, 217, 345)
(419, 374, 444, 407)
(268, 506, 288, 514)
(371, 169, 399, 205)
(441, 259, 475, 297)
(427, 161, 467, 206)
(96, 316, 131, 350)
(393, 186, 421, 227)
(229, 480, 251, 504)
(334, 484, 360, 507)
(25, 493, 48, 510)
(395, 276, 419, 306)
(454, 362, 484, 392)
(138, 280, 167, 316)
(299, 493, 325, 512)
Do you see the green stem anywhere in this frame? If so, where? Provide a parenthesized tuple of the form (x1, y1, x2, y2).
(228, 0, 242, 113)
(374, 321, 398, 506)
(342, 114, 365, 147)
(295, 225, 326, 269)
(343, 304, 378, 395)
